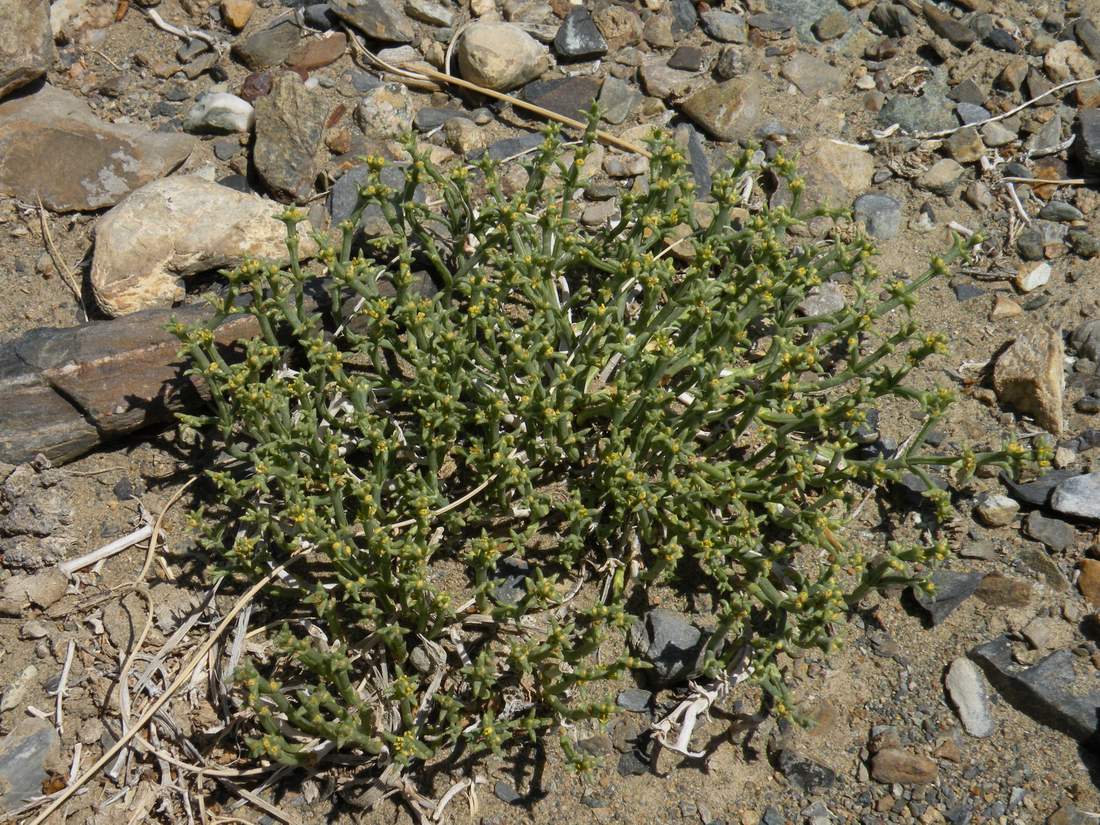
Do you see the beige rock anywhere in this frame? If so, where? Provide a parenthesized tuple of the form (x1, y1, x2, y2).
(975, 573, 1031, 607)
(593, 5, 643, 50)
(456, 22, 550, 91)
(797, 137, 875, 209)
(1044, 39, 1093, 82)
(870, 748, 938, 784)
(990, 294, 1023, 320)
(0, 0, 53, 99)
(49, 0, 114, 41)
(944, 127, 984, 163)
(973, 492, 1019, 526)
(443, 117, 484, 155)
(992, 325, 1064, 434)
(0, 665, 38, 713)
(91, 176, 318, 317)
(639, 60, 697, 99)
(680, 77, 762, 142)
(1015, 261, 1051, 293)
(0, 568, 68, 616)
(781, 52, 843, 96)
(220, 0, 255, 30)
(919, 158, 964, 195)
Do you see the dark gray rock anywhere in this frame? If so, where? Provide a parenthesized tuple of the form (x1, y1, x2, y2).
(491, 557, 531, 605)
(1002, 469, 1079, 507)
(747, 12, 793, 32)
(1023, 511, 1076, 551)
(955, 102, 990, 125)
(949, 79, 985, 105)
(523, 76, 601, 121)
(328, 164, 426, 242)
(212, 137, 241, 161)
(476, 131, 544, 161)
(1016, 220, 1066, 260)
(853, 193, 902, 240)
(413, 106, 464, 131)
(970, 636, 1100, 749)
(330, 0, 414, 43)
(700, 10, 747, 43)
(629, 608, 705, 686)
(217, 174, 253, 193)
(617, 749, 649, 775)
(668, 46, 707, 72)
(922, 1, 976, 48)
(303, 3, 338, 29)
(1039, 201, 1085, 222)
(616, 688, 652, 712)
(1069, 229, 1100, 258)
(879, 83, 956, 133)
(177, 37, 208, 63)
(493, 781, 521, 804)
(598, 75, 640, 125)
(669, 0, 697, 35)
(0, 719, 60, 815)
(1071, 320, 1100, 361)
(1016, 227, 1046, 261)
(870, 3, 915, 37)
(554, 7, 607, 59)
(1077, 19, 1100, 60)
(674, 123, 711, 197)
(912, 571, 982, 625)
(231, 19, 303, 69)
(773, 748, 837, 794)
(953, 283, 985, 302)
(1075, 109, 1100, 176)
(984, 27, 1020, 52)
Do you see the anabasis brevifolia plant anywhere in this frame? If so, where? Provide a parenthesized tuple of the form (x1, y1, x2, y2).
(175, 110, 1039, 776)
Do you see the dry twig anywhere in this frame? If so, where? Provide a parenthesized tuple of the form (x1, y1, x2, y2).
(35, 194, 87, 321)
(341, 27, 651, 158)
(910, 73, 1100, 139)
(58, 523, 153, 577)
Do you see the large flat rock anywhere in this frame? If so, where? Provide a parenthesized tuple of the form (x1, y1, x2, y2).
(970, 635, 1100, 750)
(0, 0, 53, 99)
(0, 305, 258, 465)
(0, 85, 195, 212)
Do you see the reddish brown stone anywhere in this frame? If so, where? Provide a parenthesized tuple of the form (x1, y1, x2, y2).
(286, 32, 347, 71)
(0, 305, 257, 466)
(240, 70, 273, 102)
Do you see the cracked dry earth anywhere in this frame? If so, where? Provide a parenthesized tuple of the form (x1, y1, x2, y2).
(4, 0, 1100, 823)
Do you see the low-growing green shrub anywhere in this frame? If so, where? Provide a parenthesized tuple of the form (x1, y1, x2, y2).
(174, 112, 1037, 775)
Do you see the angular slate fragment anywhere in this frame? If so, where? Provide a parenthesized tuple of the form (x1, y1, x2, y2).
(773, 748, 837, 794)
(970, 636, 1100, 749)
(912, 571, 982, 625)
(628, 608, 705, 686)
(1000, 468, 1078, 507)
(474, 131, 544, 162)
(553, 7, 608, 60)
(522, 76, 602, 121)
